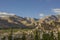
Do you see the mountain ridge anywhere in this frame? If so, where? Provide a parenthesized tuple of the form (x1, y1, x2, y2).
(0, 13, 60, 31)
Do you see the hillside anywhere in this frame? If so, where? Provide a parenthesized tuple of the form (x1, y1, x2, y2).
(38, 15, 60, 32)
(0, 13, 38, 29)
(0, 13, 60, 32)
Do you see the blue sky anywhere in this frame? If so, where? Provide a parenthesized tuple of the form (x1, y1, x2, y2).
(0, 0, 60, 18)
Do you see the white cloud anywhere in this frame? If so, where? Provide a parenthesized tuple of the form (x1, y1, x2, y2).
(39, 13, 45, 19)
(39, 13, 44, 16)
(52, 8, 60, 14)
(0, 12, 15, 16)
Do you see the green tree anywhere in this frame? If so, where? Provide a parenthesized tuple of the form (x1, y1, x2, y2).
(8, 28, 13, 40)
(58, 32, 60, 40)
(50, 31, 55, 40)
(42, 33, 50, 40)
(22, 32, 26, 40)
(2, 36, 5, 40)
(34, 29, 40, 40)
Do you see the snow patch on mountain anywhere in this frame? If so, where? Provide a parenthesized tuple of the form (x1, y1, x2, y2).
(0, 12, 15, 17)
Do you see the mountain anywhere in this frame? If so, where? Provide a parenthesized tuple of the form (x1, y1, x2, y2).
(0, 13, 60, 31)
(38, 15, 60, 32)
(0, 13, 38, 29)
